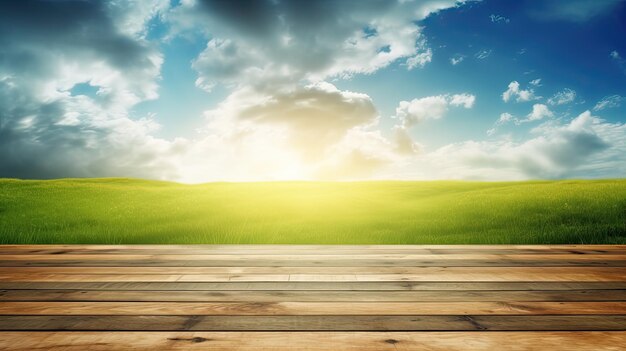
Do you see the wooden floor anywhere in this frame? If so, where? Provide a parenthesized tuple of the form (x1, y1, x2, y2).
(0, 245, 625, 350)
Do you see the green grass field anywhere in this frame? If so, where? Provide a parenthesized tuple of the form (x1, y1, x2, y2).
(0, 178, 624, 244)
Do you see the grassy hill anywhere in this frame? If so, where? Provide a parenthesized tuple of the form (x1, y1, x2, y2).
(0, 178, 624, 244)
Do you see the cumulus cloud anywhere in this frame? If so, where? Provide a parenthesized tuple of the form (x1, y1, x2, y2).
(449, 93, 476, 108)
(424, 111, 624, 180)
(526, 104, 554, 121)
(157, 0, 471, 180)
(594, 95, 623, 111)
(3, 0, 624, 183)
(167, 82, 403, 181)
(395, 94, 475, 128)
(392, 93, 475, 155)
(0, 0, 178, 179)
(488, 104, 555, 135)
(0, 0, 474, 181)
(548, 88, 576, 105)
(499, 112, 515, 123)
(502, 81, 538, 102)
(171, 0, 462, 91)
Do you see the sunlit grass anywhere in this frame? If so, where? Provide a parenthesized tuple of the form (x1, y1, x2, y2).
(0, 178, 624, 244)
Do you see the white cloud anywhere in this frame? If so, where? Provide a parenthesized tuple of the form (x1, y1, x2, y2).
(611, 50, 622, 60)
(392, 93, 475, 155)
(548, 88, 576, 105)
(0, 0, 476, 182)
(499, 112, 514, 123)
(529, 78, 542, 86)
(593, 95, 623, 111)
(170, 82, 402, 181)
(487, 112, 515, 136)
(423, 111, 625, 180)
(475, 49, 492, 60)
(0, 0, 177, 179)
(489, 104, 553, 131)
(610, 50, 626, 74)
(172, 0, 464, 91)
(406, 48, 433, 70)
(502, 81, 538, 103)
(449, 93, 476, 108)
(489, 14, 510, 23)
(527, 104, 554, 121)
(395, 93, 475, 128)
(450, 55, 465, 65)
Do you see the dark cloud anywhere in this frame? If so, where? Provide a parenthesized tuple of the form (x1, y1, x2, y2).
(0, 0, 173, 180)
(173, 0, 455, 91)
(0, 1, 156, 79)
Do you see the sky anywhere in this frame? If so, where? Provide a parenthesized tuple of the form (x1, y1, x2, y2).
(1, 0, 625, 182)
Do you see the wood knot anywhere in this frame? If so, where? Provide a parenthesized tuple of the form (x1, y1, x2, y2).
(168, 337, 210, 343)
(385, 339, 399, 344)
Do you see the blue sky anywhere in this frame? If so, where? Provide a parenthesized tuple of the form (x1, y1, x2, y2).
(1, 0, 625, 181)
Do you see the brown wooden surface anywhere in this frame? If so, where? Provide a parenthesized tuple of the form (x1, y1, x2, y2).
(0, 245, 625, 350)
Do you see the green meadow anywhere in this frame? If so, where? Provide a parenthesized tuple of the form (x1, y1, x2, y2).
(0, 178, 624, 244)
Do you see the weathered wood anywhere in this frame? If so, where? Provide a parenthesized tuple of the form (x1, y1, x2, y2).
(2, 244, 624, 250)
(3, 254, 624, 261)
(3, 281, 626, 291)
(1, 247, 624, 255)
(1, 244, 624, 350)
(2, 289, 624, 302)
(3, 259, 625, 267)
(1, 301, 625, 315)
(2, 267, 623, 282)
(1, 270, 624, 282)
(0, 331, 624, 350)
(1, 315, 625, 331)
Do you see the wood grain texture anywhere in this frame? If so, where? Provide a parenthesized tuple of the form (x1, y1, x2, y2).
(1, 301, 625, 315)
(2, 289, 624, 302)
(0, 332, 625, 350)
(1, 315, 625, 331)
(3, 259, 625, 267)
(0, 244, 625, 350)
(3, 281, 626, 290)
(2, 267, 623, 281)
(1, 271, 624, 282)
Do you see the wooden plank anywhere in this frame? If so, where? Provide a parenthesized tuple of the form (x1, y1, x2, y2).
(0, 331, 624, 350)
(1, 270, 623, 282)
(2, 244, 624, 250)
(4, 289, 626, 302)
(3, 266, 623, 276)
(2, 248, 624, 255)
(1, 315, 625, 331)
(2, 289, 624, 302)
(1, 301, 625, 315)
(3, 259, 624, 267)
(3, 281, 626, 291)
(3, 254, 624, 261)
